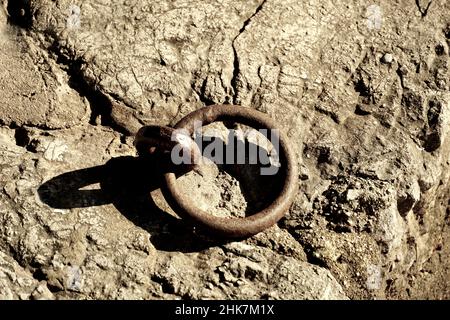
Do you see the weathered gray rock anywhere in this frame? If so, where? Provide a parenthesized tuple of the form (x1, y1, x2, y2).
(0, 0, 449, 299)
(0, 251, 53, 300)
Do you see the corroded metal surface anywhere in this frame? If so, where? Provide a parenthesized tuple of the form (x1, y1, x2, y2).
(137, 105, 299, 238)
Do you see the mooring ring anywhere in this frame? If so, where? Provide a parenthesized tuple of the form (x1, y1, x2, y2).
(163, 105, 298, 238)
(135, 125, 202, 166)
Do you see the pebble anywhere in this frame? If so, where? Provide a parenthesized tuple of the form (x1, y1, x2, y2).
(381, 53, 393, 64)
(346, 189, 361, 201)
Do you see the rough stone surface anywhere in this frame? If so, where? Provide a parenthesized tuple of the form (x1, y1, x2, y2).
(0, 0, 449, 299)
(0, 5, 88, 129)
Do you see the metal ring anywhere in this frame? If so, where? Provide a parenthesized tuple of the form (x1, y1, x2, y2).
(163, 105, 298, 238)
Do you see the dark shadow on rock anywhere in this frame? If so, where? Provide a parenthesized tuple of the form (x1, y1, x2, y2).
(38, 135, 285, 252)
(37, 155, 228, 253)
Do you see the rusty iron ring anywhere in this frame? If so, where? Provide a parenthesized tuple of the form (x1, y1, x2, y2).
(161, 104, 299, 238)
(135, 125, 201, 165)
(135, 125, 177, 155)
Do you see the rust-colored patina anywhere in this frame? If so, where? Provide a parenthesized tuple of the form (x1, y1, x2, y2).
(136, 105, 298, 238)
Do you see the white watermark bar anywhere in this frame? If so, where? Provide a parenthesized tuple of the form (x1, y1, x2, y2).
(170, 120, 281, 176)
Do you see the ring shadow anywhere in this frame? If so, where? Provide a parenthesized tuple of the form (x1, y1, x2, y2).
(38, 155, 227, 252)
(37, 138, 284, 253)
